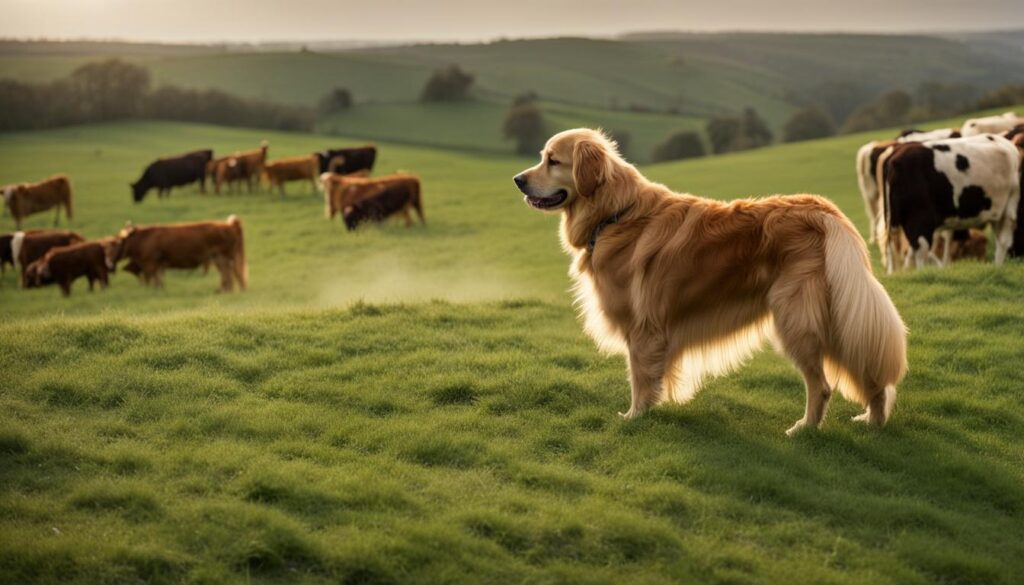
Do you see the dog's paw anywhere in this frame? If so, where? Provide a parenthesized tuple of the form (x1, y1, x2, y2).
(785, 419, 808, 437)
(851, 410, 871, 423)
(618, 407, 645, 420)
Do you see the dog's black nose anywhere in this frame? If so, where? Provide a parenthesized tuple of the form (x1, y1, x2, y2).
(513, 174, 527, 190)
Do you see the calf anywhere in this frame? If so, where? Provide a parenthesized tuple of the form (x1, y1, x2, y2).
(315, 146, 377, 175)
(132, 149, 213, 202)
(208, 141, 268, 194)
(877, 135, 1020, 272)
(342, 180, 425, 231)
(12, 229, 84, 287)
(108, 215, 247, 292)
(4, 175, 73, 229)
(24, 240, 109, 296)
(321, 172, 415, 221)
(262, 154, 319, 196)
(962, 112, 1022, 137)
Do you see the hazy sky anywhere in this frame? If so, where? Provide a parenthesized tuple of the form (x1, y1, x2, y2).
(3, 0, 1023, 43)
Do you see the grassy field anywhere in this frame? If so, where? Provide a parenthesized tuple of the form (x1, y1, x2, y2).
(1, 110, 1023, 583)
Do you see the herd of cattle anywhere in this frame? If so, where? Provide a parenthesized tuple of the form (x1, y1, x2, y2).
(1, 142, 425, 296)
(856, 111, 1024, 272)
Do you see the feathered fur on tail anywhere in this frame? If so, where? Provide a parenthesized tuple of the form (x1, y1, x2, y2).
(822, 215, 907, 422)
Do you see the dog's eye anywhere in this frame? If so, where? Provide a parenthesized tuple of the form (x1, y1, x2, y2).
(548, 158, 561, 167)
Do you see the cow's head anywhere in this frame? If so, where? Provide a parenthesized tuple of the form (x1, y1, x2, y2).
(130, 181, 147, 203)
(342, 205, 361, 231)
(23, 259, 51, 288)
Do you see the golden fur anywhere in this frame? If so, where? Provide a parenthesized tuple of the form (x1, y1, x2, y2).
(515, 129, 908, 434)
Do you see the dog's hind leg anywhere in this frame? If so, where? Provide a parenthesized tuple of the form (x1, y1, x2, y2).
(769, 262, 832, 436)
(622, 333, 667, 419)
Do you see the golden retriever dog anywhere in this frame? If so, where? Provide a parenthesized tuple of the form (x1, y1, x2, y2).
(513, 129, 908, 435)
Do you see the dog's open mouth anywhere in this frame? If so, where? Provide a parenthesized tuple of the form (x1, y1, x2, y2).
(525, 189, 568, 210)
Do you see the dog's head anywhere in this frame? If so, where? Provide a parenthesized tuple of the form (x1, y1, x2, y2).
(513, 128, 623, 213)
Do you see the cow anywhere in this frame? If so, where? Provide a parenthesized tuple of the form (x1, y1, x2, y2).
(4, 175, 73, 229)
(341, 180, 425, 231)
(1004, 124, 1024, 143)
(855, 140, 901, 242)
(207, 141, 268, 194)
(262, 154, 320, 196)
(897, 128, 961, 142)
(23, 240, 110, 296)
(11, 229, 84, 287)
(876, 135, 1021, 272)
(321, 172, 414, 221)
(107, 215, 247, 292)
(131, 149, 213, 202)
(961, 112, 1022, 137)
(315, 146, 377, 175)
(932, 229, 988, 263)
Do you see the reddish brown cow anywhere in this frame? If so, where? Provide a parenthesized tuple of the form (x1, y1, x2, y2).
(208, 142, 268, 195)
(108, 215, 247, 292)
(4, 175, 73, 229)
(320, 172, 416, 221)
(262, 154, 319, 196)
(12, 229, 84, 287)
(24, 240, 110, 296)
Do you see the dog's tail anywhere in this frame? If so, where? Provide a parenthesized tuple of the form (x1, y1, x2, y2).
(822, 214, 907, 424)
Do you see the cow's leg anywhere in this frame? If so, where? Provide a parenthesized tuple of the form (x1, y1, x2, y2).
(279, 183, 286, 198)
(994, 216, 1015, 266)
(53, 206, 61, 226)
(215, 257, 232, 292)
(60, 279, 71, 297)
(621, 331, 667, 420)
(401, 208, 413, 227)
(940, 231, 953, 266)
(914, 236, 931, 269)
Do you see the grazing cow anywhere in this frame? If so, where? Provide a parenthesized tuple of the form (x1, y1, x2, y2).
(208, 142, 268, 194)
(11, 229, 84, 287)
(24, 240, 110, 296)
(897, 128, 961, 142)
(131, 149, 213, 202)
(961, 112, 1022, 137)
(877, 135, 1020, 272)
(108, 215, 247, 292)
(321, 172, 414, 221)
(342, 180, 425, 231)
(262, 154, 320, 196)
(315, 146, 377, 175)
(932, 229, 988, 263)
(855, 140, 902, 242)
(4, 175, 73, 229)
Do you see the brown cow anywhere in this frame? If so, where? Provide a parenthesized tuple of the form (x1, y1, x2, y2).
(262, 154, 319, 197)
(108, 215, 247, 292)
(207, 141, 268, 195)
(320, 172, 415, 221)
(12, 229, 84, 287)
(4, 175, 73, 229)
(932, 229, 988, 263)
(342, 180, 425, 231)
(24, 240, 110, 296)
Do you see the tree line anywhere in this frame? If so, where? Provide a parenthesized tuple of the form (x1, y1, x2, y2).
(0, 59, 315, 132)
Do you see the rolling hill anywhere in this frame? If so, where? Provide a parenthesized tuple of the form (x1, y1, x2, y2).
(1, 109, 1023, 583)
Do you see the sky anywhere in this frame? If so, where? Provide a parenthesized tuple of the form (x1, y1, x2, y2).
(2, 0, 1023, 44)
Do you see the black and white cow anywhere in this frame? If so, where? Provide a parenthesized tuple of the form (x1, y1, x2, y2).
(897, 128, 962, 142)
(961, 112, 1022, 137)
(877, 134, 1021, 272)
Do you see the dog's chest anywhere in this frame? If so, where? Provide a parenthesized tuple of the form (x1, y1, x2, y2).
(570, 257, 629, 354)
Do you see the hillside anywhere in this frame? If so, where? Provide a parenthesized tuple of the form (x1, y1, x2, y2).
(2, 111, 1024, 582)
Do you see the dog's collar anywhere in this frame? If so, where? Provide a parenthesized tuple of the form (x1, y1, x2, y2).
(588, 205, 633, 252)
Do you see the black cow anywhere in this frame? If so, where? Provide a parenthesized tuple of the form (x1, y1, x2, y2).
(0, 233, 13, 278)
(315, 146, 377, 175)
(878, 136, 1020, 271)
(342, 180, 424, 231)
(132, 149, 213, 202)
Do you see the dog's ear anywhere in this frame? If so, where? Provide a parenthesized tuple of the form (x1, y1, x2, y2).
(573, 139, 608, 198)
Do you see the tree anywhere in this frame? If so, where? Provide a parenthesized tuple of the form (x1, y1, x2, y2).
(651, 130, 705, 162)
(976, 84, 1024, 110)
(739, 107, 773, 148)
(318, 88, 353, 114)
(69, 59, 150, 121)
(512, 91, 539, 106)
(782, 105, 836, 143)
(706, 116, 742, 154)
(420, 65, 474, 102)
(841, 90, 912, 133)
(503, 101, 545, 155)
(807, 80, 872, 127)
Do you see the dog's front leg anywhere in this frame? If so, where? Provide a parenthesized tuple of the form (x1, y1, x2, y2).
(620, 334, 666, 419)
